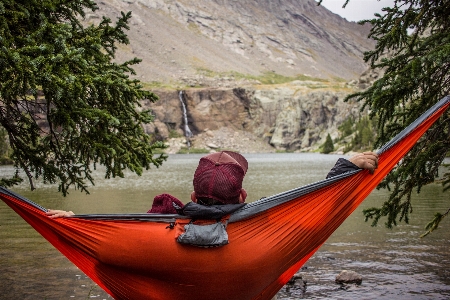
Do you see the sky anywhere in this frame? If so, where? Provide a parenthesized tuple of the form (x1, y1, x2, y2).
(318, 0, 396, 22)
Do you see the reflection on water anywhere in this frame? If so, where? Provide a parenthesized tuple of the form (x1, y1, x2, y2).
(0, 153, 449, 299)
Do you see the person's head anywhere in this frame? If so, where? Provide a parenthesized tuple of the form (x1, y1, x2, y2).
(191, 151, 248, 205)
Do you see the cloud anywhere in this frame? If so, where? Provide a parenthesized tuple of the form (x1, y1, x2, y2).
(318, 0, 396, 22)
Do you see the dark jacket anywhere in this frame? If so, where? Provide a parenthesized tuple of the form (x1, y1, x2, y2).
(326, 158, 360, 179)
(176, 202, 245, 219)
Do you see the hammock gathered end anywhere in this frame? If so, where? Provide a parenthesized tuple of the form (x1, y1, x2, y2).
(1, 96, 449, 300)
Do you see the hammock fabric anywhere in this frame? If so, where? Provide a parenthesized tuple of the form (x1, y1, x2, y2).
(1, 96, 449, 300)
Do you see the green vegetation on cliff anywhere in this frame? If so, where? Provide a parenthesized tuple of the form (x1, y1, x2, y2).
(0, 126, 13, 165)
(321, 134, 334, 154)
(338, 115, 378, 153)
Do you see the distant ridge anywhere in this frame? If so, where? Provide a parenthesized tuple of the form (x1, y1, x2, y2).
(88, 0, 375, 84)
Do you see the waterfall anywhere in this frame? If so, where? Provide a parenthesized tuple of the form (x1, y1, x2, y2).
(179, 91, 193, 146)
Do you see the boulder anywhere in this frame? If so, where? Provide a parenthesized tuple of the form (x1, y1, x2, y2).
(335, 270, 362, 285)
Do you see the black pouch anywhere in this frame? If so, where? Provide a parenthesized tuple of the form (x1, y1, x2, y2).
(176, 220, 229, 248)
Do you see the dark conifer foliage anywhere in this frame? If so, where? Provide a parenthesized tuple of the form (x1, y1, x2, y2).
(322, 133, 334, 154)
(319, 0, 450, 234)
(0, 0, 166, 195)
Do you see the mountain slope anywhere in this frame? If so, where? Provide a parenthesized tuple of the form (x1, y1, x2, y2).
(88, 0, 375, 84)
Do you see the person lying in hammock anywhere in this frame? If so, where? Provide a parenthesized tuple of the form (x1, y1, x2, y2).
(46, 150, 378, 218)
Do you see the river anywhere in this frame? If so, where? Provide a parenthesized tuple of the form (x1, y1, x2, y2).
(0, 153, 449, 299)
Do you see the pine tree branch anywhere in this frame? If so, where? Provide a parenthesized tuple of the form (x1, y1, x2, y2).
(344, 0, 450, 234)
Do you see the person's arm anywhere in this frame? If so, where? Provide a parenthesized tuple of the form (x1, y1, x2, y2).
(348, 152, 378, 173)
(326, 152, 378, 179)
(46, 209, 75, 218)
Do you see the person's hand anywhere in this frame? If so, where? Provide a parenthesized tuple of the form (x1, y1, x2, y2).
(46, 209, 75, 218)
(349, 151, 379, 174)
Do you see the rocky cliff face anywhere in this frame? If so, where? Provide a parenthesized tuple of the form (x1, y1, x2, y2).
(87, 0, 374, 153)
(143, 83, 363, 153)
(249, 85, 361, 151)
(89, 0, 375, 83)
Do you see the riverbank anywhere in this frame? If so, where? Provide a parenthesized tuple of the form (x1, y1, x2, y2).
(163, 126, 355, 155)
(164, 127, 276, 154)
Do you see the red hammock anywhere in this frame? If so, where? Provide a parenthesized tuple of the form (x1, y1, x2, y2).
(1, 96, 449, 300)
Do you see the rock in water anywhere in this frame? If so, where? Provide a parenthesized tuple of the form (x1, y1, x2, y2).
(335, 270, 362, 285)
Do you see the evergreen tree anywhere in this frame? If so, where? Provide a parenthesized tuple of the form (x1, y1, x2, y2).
(338, 116, 354, 137)
(319, 0, 450, 234)
(322, 133, 334, 154)
(338, 115, 377, 152)
(0, 125, 12, 164)
(0, 0, 166, 195)
(355, 116, 376, 150)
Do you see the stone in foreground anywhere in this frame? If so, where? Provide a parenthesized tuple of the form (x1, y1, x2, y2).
(335, 270, 363, 285)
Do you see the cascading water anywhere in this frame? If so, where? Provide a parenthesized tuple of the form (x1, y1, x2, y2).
(179, 91, 193, 147)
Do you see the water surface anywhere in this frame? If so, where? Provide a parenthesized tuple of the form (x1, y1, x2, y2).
(0, 153, 449, 299)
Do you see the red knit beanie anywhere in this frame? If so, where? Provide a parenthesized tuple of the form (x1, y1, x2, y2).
(148, 194, 184, 214)
(193, 151, 248, 204)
